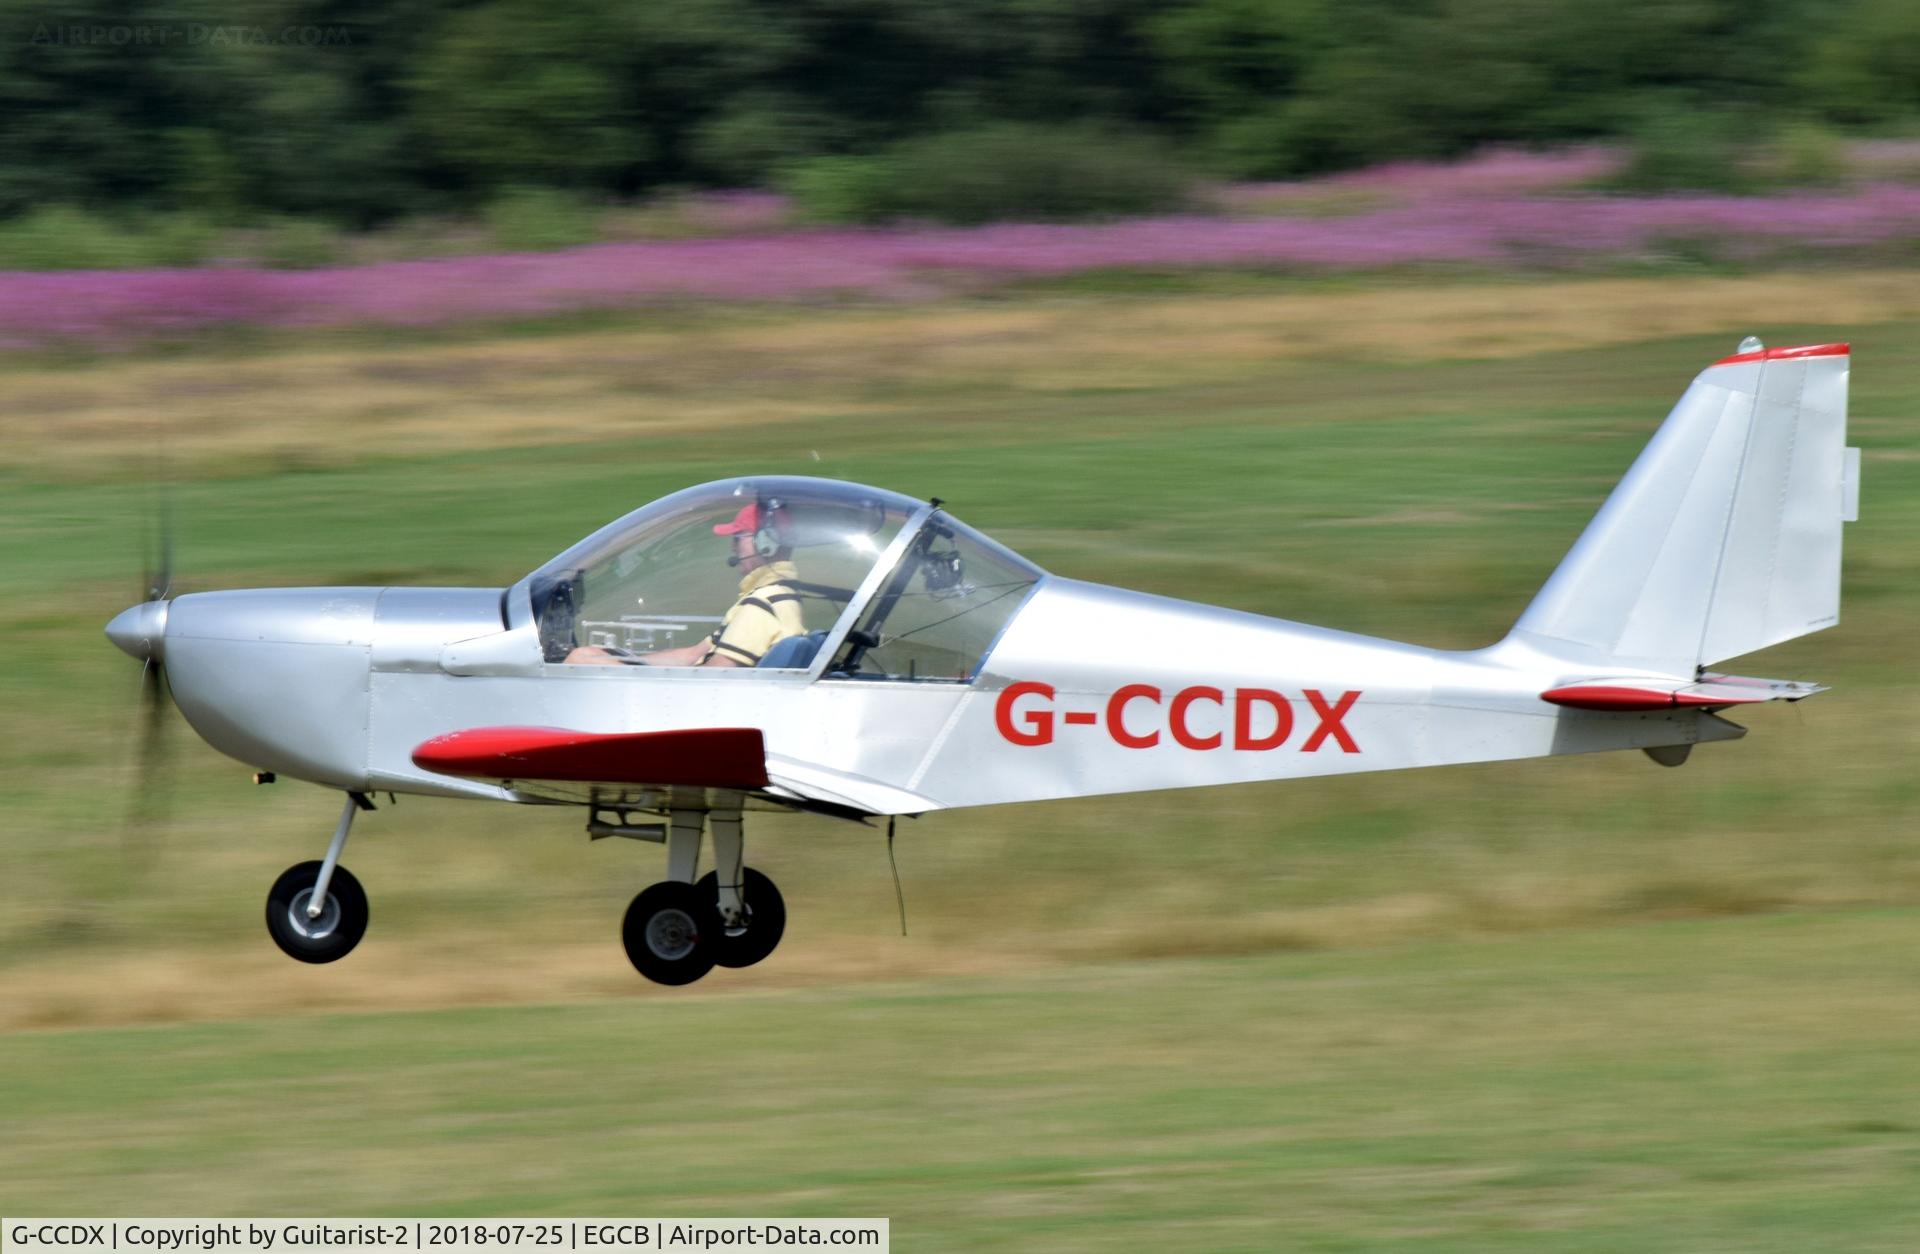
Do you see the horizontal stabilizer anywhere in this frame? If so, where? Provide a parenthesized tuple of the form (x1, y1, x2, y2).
(413, 726, 768, 788)
(1542, 673, 1826, 711)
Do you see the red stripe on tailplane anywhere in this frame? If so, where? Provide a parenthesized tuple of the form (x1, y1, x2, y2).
(413, 726, 769, 788)
(1542, 674, 1825, 712)
(1540, 685, 1751, 711)
(1710, 342, 1849, 367)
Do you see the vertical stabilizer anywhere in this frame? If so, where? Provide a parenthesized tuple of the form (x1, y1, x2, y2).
(1510, 342, 1856, 676)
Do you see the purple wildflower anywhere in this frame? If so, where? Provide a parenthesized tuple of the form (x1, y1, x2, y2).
(2, 161, 1917, 351)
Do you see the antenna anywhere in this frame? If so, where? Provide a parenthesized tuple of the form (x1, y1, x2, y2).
(886, 816, 907, 936)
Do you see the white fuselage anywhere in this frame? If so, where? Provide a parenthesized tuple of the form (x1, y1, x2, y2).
(155, 576, 1733, 817)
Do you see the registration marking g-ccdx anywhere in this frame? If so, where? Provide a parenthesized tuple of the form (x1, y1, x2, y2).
(994, 682, 1361, 753)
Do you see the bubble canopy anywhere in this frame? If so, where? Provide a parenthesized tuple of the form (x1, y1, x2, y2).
(511, 476, 1044, 680)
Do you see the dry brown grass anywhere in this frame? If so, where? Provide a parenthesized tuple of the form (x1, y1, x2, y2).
(0, 935, 1056, 1033)
(8, 270, 1917, 479)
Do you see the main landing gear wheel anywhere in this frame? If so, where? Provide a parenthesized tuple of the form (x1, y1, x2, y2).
(266, 860, 368, 964)
(696, 867, 786, 969)
(622, 881, 723, 986)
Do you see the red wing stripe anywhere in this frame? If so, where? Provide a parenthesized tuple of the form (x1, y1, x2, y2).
(413, 725, 769, 788)
(1710, 342, 1849, 367)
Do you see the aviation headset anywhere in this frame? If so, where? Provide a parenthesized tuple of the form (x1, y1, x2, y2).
(727, 497, 790, 567)
(754, 496, 787, 559)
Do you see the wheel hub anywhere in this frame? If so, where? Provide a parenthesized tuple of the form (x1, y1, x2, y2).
(287, 888, 340, 940)
(645, 907, 698, 961)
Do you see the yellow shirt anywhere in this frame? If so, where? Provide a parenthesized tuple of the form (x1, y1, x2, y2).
(707, 561, 806, 666)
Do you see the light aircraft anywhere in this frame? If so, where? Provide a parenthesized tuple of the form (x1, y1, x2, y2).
(106, 339, 1859, 985)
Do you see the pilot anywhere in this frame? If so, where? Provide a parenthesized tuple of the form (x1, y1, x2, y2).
(567, 503, 806, 667)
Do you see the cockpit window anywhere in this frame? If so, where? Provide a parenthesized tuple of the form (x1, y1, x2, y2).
(527, 478, 920, 668)
(828, 513, 1042, 683)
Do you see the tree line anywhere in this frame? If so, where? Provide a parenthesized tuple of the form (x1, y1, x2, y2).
(2, 0, 1914, 226)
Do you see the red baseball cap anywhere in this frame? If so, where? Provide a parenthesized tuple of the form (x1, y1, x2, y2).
(713, 504, 761, 536)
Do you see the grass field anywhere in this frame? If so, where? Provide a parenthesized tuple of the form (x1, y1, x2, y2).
(6, 913, 1920, 1248)
(2, 269, 1917, 1238)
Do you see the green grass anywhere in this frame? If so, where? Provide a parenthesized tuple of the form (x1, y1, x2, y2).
(6, 912, 1920, 1248)
(2, 274, 1918, 1236)
(4, 294, 1918, 990)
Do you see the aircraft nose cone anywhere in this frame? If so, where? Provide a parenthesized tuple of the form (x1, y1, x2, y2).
(106, 600, 169, 662)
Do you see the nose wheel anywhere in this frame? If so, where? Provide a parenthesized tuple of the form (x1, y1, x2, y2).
(265, 791, 373, 964)
(266, 860, 369, 963)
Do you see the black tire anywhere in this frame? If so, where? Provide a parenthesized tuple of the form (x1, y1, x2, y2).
(265, 860, 369, 964)
(621, 881, 721, 986)
(696, 866, 786, 969)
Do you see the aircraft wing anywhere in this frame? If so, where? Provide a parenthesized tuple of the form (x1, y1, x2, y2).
(762, 754, 946, 817)
(411, 725, 940, 817)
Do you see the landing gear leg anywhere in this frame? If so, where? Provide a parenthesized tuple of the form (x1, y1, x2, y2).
(709, 798, 746, 926)
(697, 798, 785, 970)
(265, 792, 371, 964)
(665, 806, 702, 883)
(309, 793, 358, 919)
